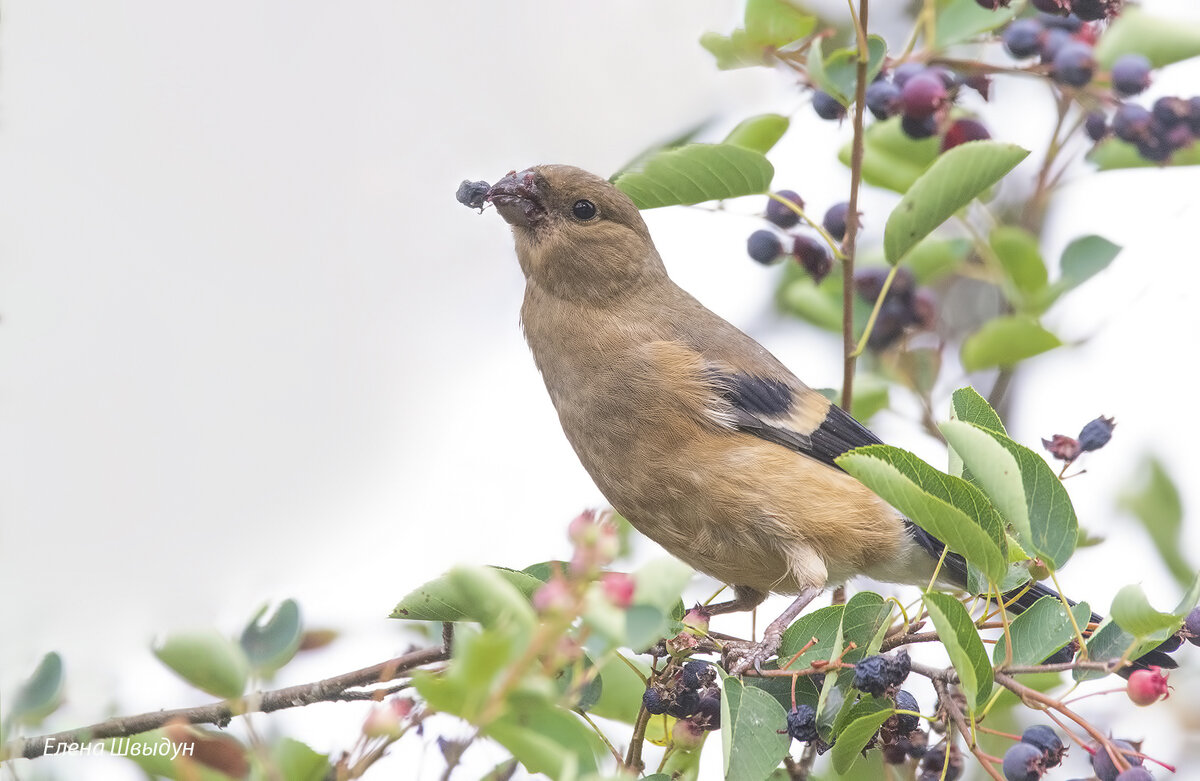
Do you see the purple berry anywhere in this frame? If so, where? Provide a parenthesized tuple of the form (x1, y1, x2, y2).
(1188, 97, 1200, 134)
(1111, 54, 1152, 96)
(1051, 41, 1096, 87)
(1039, 28, 1072, 62)
(901, 113, 939, 139)
(1115, 768, 1154, 781)
(856, 266, 914, 302)
(1003, 19, 1045, 59)
(1002, 742, 1045, 781)
(892, 62, 926, 89)
(666, 687, 700, 718)
(822, 202, 851, 241)
(1185, 606, 1200, 646)
(1152, 96, 1190, 128)
(901, 72, 947, 119)
(694, 692, 722, 730)
(786, 704, 818, 742)
(1085, 111, 1109, 141)
(793, 235, 833, 283)
(1039, 11, 1083, 30)
(866, 80, 901, 120)
(1136, 134, 1172, 163)
(1073, 0, 1118, 22)
(1113, 103, 1152, 142)
(766, 190, 804, 228)
(1162, 123, 1195, 153)
(1077, 415, 1115, 451)
(812, 90, 846, 121)
(1021, 725, 1066, 767)
(1092, 740, 1142, 781)
(942, 118, 991, 151)
(747, 230, 783, 264)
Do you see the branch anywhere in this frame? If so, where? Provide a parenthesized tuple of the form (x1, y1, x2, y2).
(840, 0, 870, 410)
(4, 645, 448, 762)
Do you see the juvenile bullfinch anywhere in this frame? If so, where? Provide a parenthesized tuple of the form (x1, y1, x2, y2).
(470, 164, 1173, 675)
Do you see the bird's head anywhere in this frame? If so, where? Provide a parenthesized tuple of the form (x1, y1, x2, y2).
(486, 165, 665, 302)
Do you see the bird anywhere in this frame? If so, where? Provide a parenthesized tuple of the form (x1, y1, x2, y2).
(468, 163, 1175, 675)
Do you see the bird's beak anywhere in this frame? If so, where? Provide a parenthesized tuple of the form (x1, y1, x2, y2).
(487, 169, 546, 228)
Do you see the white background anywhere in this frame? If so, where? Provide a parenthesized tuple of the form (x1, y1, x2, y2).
(2, 2, 1200, 778)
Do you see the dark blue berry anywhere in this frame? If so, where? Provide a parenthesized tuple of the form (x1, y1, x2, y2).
(667, 687, 700, 718)
(1111, 54, 1152, 96)
(681, 660, 712, 690)
(747, 230, 783, 264)
(866, 80, 901, 120)
(1072, 0, 1112, 21)
(812, 90, 846, 121)
(1077, 415, 1115, 452)
(695, 693, 722, 729)
(1003, 742, 1045, 781)
(643, 687, 669, 715)
(885, 650, 911, 687)
(1185, 606, 1200, 646)
(1039, 28, 1072, 62)
(1113, 103, 1152, 143)
(1136, 134, 1172, 162)
(1038, 11, 1083, 29)
(1152, 96, 1190, 128)
(786, 704, 818, 742)
(901, 113, 938, 139)
(853, 655, 891, 696)
(1031, 0, 1070, 17)
(766, 190, 803, 228)
(822, 202, 851, 241)
(901, 73, 947, 119)
(1092, 739, 1142, 781)
(793, 235, 832, 283)
(893, 690, 920, 734)
(456, 180, 491, 210)
(1051, 41, 1096, 87)
(1115, 767, 1154, 781)
(1003, 19, 1044, 59)
(1085, 111, 1109, 141)
(1022, 725, 1066, 767)
(1188, 97, 1200, 134)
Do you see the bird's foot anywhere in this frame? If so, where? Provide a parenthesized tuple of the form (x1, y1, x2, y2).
(725, 586, 823, 676)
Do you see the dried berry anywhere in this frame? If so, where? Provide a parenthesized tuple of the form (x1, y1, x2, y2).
(786, 704, 819, 742)
(456, 180, 491, 210)
(643, 687, 669, 715)
(892, 690, 920, 734)
(793, 235, 833, 283)
(667, 687, 700, 718)
(681, 660, 715, 691)
(1042, 434, 1081, 463)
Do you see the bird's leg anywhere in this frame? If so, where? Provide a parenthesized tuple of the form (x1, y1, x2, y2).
(702, 585, 767, 616)
(728, 586, 823, 676)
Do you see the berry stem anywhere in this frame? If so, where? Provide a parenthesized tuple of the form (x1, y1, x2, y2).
(840, 0, 870, 410)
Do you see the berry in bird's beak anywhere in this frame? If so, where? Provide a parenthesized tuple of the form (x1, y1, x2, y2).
(487, 169, 546, 228)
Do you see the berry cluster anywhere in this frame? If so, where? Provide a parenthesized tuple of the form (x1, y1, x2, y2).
(1001, 725, 1067, 781)
(851, 650, 911, 696)
(641, 659, 722, 731)
(854, 267, 938, 350)
(880, 689, 930, 766)
(1041, 414, 1115, 467)
(747, 190, 849, 284)
(862, 64, 993, 147)
(1000, 13, 1101, 89)
(1088, 95, 1200, 163)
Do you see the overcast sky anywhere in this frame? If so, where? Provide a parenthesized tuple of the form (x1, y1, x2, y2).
(3, 2, 1200, 778)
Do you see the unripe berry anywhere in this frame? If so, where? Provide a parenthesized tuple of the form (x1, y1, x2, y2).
(1126, 666, 1169, 706)
(672, 718, 705, 749)
(600, 572, 635, 608)
(942, 118, 991, 151)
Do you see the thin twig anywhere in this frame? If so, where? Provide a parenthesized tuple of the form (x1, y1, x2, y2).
(3, 646, 448, 761)
(841, 0, 870, 409)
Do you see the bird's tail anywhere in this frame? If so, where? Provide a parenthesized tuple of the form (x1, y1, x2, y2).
(1002, 580, 1178, 678)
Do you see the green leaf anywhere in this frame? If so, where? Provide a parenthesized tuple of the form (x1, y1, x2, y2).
(906, 237, 972, 283)
(272, 738, 330, 781)
(632, 557, 694, 616)
(778, 605, 846, 670)
(923, 592, 993, 712)
(1112, 582, 1190, 638)
(935, 0, 1019, 47)
(949, 386, 1006, 434)
(1095, 7, 1200, 68)
(816, 377, 889, 423)
(240, 599, 303, 675)
(522, 560, 569, 583)
(884, 142, 1029, 264)
(961, 316, 1060, 372)
(941, 419, 1078, 569)
(555, 653, 603, 712)
(830, 709, 893, 774)
(721, 673, 791, 781)
(745, 0, 819, 47)
(390, 565, 543, 624)
(993, 597, 1091, 667)
(153, 631, 249, 699)
(1049, 235, 1122, 302)
(485, 700, 601, 778)
(1120, 457, 1194, 587)
(1088, 136, 1200, 170)
(10, 652, 64, 725)
(815, 35, 888, 105)
(612, 144, 774, 209)
(990, 226, 1048, 305)
(587, 653, 649, 724)
(839, 592, 893, 665)
(837, 445, 1008, 583)
(701, 30, 770, 70)
(779, 275, 844, 332)
(723, 114, 790, 154)
(1076, 619, 1134, 682)
(839, 117, 940, 193)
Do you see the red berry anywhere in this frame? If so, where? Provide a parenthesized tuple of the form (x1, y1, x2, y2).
(1126, 666, 1169, 706)
(900, 72, 947, 119)
(941, 118, 991, 151)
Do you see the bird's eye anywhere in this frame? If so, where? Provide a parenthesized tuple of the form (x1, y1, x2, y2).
(571, 199, 597, 221)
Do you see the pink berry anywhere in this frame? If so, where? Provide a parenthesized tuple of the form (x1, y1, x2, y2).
(1126, 666, 1169, 706)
